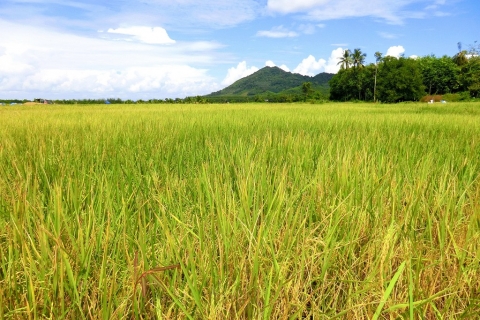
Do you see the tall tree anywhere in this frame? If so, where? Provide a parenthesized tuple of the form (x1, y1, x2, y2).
(301, 82, 313, 101)
(418, 55, 458, 94)
(337, 49, 353, 69)
(352, 48, 367, 69)
(377, 57, 425, 102)
(453, 51, 469, 67)
(374, 52, 383, 102)
(459, 56, 480, 97)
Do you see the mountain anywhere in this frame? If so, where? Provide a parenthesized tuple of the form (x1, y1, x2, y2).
(206, 66, 334, 98)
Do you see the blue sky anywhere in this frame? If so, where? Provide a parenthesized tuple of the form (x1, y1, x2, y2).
(0, 0, 478, 100)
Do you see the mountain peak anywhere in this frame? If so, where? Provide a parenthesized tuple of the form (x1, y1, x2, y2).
(207, 67, 334, 97)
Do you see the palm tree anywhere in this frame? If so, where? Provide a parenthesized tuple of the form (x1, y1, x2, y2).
(337, 49, 353, 69)
(453, 51, 468, 66)
(453, 42, 468, 66)
(374, 51, 383, 102)
(352, 48, 367, 69)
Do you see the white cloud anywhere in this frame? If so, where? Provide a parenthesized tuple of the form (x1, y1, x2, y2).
(379, 32, 398, 39)
(0, 19, 222, 99)
(128, 0, 260, 28)
(409, 55, 419, 59)
(325, 47, 345, 73)
(222, 61, 259, 86)
(107, 26, 176, 44)
(293, 55, 326, 76)
(1, 66, 217, 97)
(0, 0, 260, 35)
(433, 11, 450, 17)
(292, 47, 344, 76)
(265, 60, 290, 72)
(386, 45, 405, 58)
(257, 23, 324, 38)
(297, 24, 317, 34)
(256, 25, 299, 38)
(266, 60, 276, 67)
(266, 0, 446, 24)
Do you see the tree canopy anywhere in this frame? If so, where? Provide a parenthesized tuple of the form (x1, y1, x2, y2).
(329, 44, 480, 102)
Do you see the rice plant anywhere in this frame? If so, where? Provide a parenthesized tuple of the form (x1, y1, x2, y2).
(1, 102, 479, 319)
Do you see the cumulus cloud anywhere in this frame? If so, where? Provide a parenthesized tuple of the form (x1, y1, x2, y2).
(293, 47, 344, 76)
(0, 60, 219, 99)
(0, 19, 222, 99)
(222, 61, 259, 86)
(293, 55, 326, 76)
(325, 47, 345, 73)
(265, 60, 290, 72)
(386, 45, 405, 58)
(265, 60, 276, 67)
(107, 26, 176, 44)
(256, 26, 299, 38)
(266, 0, 446, 24)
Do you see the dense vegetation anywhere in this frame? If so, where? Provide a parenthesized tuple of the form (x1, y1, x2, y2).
(1, 102, 479, 319)
(206, 66, 332, 102)
(330, 45, 480, 103)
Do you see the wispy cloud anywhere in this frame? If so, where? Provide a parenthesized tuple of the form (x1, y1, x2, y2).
(266, 0, 451, 24)
(256, 25, 299, 38)
(106, 26, 176, 44)
(125, 0, 261, 28)
(0, 0, 261, 32)
(297, 24, 317, 34)
(379, 32, 398, 39)
(256, 23, 322, 38)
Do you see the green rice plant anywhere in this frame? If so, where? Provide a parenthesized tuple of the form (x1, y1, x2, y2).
(0, 102, 479, 318)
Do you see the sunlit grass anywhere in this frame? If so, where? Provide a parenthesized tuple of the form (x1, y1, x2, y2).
(1, 102, 479, 319)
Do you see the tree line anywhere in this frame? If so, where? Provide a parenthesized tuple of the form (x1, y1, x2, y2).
(329, 42, 480, 103)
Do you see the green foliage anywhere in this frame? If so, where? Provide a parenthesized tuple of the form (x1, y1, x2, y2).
(352, 48, 367, 69)
(377, 57, 425, 102)
(301, 82, 313, 100)
(459, 56, 480, 98)
(337, 49, 353, 69)
(442, 92, 473, 102)
(329, 65, 375, 101)
(329, 45, 480, 103)
(206, 66, 333, 98)
(329, 69, 357, 101)
(453, 50, 468, 67)
(418, 55, 459, 94)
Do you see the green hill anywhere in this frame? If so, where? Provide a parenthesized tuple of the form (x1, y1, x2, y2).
(206, 66, 334, 99)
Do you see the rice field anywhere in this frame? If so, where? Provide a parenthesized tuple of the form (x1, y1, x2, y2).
(0, 102, 479, 319)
